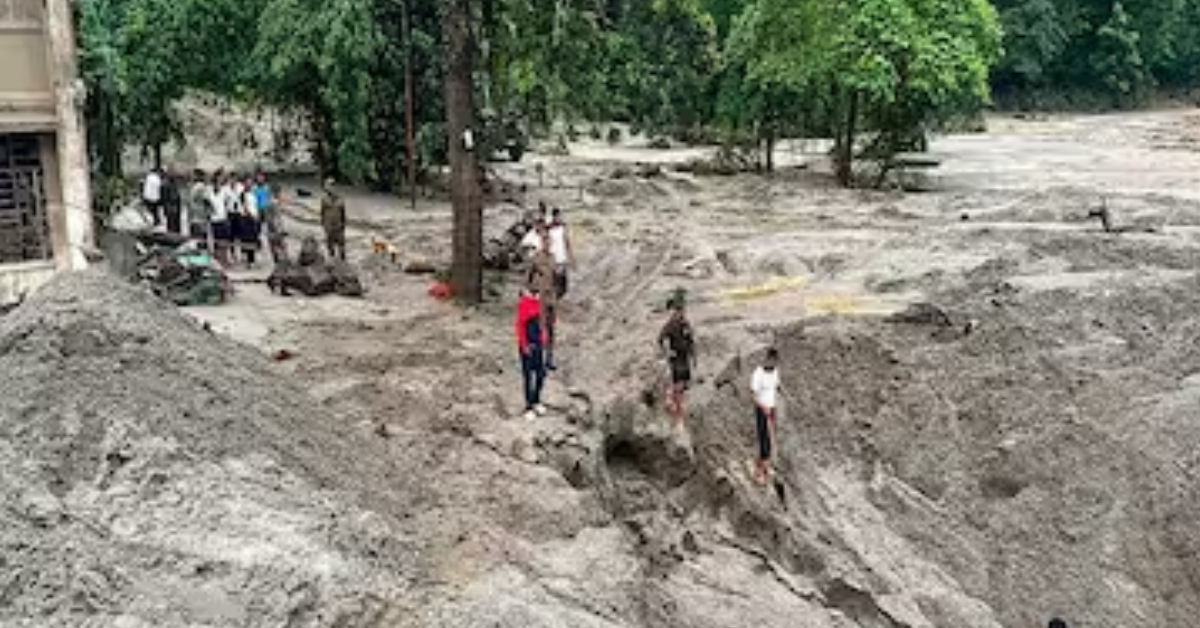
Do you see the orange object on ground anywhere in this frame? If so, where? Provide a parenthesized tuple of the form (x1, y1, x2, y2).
(428, 281, 453, 300)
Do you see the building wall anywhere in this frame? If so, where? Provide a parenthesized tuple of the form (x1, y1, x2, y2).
(0, 0, 92, 304)
(0, 32, 51, 94)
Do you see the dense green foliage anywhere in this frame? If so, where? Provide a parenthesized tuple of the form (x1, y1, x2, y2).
(75, 0, 1200, 191)
(993, 0, 1200, 108)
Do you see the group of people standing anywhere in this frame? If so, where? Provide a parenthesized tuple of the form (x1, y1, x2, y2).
(141, 168, 286, 268)
(656, 294, 781, 486)
(515, 203, 574, 421)
(509, 203, 782, 488)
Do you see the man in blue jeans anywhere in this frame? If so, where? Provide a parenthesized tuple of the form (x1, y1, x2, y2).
(516, 285, 547, 420)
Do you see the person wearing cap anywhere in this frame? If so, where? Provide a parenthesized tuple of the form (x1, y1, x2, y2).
(657, 292, 695, 424)
(320, 178, 347, 261)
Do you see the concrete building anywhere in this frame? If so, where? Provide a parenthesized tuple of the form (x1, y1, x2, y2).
(0, 0, 92, 303)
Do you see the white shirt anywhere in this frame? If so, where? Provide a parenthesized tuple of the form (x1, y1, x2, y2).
(142, 172, 162, 202)
(213, 185, 234, 222)
(752, 366, 780, 409)
(521, 229, 544, 252)
(549, 223, 568, 265)
(243, 189, 259, 218)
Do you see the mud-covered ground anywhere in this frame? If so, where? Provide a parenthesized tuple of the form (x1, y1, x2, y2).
(11, 109, 1200, 627)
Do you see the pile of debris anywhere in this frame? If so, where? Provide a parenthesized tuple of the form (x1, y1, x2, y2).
(268, 236, 365, 297)
(483, 212, 536, 271)
(101, 230, 231, 306)
(0, 271, 412, 627)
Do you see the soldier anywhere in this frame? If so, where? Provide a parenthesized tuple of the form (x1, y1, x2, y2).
(320, 178, 347, 261)
(263, 183, 287, 264)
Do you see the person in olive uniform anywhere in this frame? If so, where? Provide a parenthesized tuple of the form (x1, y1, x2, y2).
(320, 178, 347, 261)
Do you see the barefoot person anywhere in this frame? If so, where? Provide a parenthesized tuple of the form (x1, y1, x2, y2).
(751, 348, 781, 486)
(516, 285, 548, 420)
(658, 293, 695, 423)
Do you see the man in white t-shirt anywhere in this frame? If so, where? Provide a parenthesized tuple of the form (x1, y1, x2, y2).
(142, 168, 164, 227)
(520, 221, 544, 255)
(750, 348, 781, 486)
(548, 208, 572, 298)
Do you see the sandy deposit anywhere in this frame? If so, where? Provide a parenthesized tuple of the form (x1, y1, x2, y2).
(0, 272, 415, 627)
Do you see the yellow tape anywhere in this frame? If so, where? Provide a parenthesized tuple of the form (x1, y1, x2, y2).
(805, 294, 863, 315)
(719, 276, 808, 303)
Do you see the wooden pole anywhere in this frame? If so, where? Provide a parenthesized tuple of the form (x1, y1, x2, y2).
(404, 0, 416, 210)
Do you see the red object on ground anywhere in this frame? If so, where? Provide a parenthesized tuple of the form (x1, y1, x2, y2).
(428, 281, 453, 300)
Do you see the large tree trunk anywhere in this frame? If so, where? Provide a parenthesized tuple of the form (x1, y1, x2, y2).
(444, 0, 483, 303)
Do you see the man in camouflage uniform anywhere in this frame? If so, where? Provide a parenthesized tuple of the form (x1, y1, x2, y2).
(320, 178, 347, 261)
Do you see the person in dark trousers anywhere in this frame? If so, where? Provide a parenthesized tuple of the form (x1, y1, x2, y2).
(142, 168, 163, 226)
(161, 169, 183, 235)
(658, 293, 696, 425)
(236, 174, 262, 267)
(547, 207, 573, 299)
(211, 171, 234, 267)
(516, 285, 548, 421)
(187, 169, 215, 249)
(264, 182, 287, 264)
(750, 348, 781, 486)
(320, 178, 347, 261)
(527, 223, 559, 370)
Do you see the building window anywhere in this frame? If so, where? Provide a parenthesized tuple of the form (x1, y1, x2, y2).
(0, 0, 44, 28)
(0, 134, 50, 264)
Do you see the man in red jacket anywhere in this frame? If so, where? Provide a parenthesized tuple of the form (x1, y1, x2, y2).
(516, 285, 548, 420)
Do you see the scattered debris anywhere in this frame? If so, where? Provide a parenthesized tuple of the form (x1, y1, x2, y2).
(117, 231, 231, 306)
(403, 261, 440, 275)
(483, 213, 535, 270)
(647, 136, 672, 150)
(268, 236, 366, 298)
(885, 302, 953, 327)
